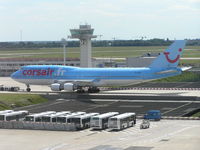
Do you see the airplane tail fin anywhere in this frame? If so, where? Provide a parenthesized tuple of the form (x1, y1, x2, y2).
(149, 40, 186, 69)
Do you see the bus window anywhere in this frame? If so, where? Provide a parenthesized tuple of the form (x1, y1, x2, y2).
(92, 117, 99, 121)
(25, 116, 34, 121)
(0, 115, 5, 121)
(57, 117, 66, 123)
(35, 117, 42, 122)
(71, 118, 80, 124)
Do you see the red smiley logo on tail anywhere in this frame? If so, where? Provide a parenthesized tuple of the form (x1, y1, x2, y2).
(164, 48, 182, 63)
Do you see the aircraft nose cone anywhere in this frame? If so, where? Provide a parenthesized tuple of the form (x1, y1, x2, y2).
(11, 72, 17, 79)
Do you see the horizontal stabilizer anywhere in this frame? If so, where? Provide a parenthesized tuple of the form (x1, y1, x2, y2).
(155, 69, 178, 75)
(181, 66, 192, 71)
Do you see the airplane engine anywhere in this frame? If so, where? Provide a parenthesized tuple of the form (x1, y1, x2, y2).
(64, 83, 74, 91)
(50, 83, 61, 91)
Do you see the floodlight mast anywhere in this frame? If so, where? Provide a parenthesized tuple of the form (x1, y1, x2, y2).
(69, 25, 97, 67)
(61, 38, 67, 66)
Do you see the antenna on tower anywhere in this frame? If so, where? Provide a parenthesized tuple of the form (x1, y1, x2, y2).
(20, 30, 22, 41)
(97, 35, 103, 41)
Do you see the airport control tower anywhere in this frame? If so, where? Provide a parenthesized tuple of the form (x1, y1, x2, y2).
(69, 25, 97, 67)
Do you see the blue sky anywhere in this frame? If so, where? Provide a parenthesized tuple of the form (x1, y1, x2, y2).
(0, 0, 199, 41)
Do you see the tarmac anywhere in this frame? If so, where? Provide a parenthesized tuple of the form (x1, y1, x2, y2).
(0, 77, 200, 150)
(0, 77, 200, 97)
(0, 120, 199, 150)
(1, 77, 200, 117)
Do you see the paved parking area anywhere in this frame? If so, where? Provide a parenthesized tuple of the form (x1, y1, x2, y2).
(0, 120, 199, 150)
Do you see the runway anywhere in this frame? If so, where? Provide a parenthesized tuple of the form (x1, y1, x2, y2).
(13, 95, 200, 117)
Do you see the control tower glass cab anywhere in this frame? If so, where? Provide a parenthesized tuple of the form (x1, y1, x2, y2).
(70, 25, 97, 68)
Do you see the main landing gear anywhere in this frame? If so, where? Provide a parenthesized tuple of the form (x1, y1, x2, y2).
(76, 87, 100, 93)
(87, 87, 100, 93)
(76, 87, 85, 93)
(26, 84, 31, 92)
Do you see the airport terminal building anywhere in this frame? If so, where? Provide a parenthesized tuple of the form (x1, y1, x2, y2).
(0, 56, 199, 76)
(0, 57, 127, 76)
(0, 57, 79, 76)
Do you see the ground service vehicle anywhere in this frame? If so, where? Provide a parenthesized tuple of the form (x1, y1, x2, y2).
(108, 113, 136, 130)
(56, 112, 86, 123)
(144, 110, 161, 121)
(24, 111, 56, 122)
(0, 110, 29, 121)
(90, 112, 119, 130)
(140, 119, 150, 129)
(41, 111, 71, 122)
(70, 113, 99, 129)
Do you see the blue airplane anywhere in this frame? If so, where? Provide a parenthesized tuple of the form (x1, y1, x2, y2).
(11, 40, 189, 93)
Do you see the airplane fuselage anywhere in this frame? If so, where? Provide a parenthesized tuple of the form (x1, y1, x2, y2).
(12, 65, 181, 86)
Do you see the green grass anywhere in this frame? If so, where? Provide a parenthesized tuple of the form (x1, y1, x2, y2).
(0, 94, 48, 110)
(0, 46, 199, 65)
(153, 72, 200, 82)
(180, 59, 200, 65)
(192, 112, 200, 117)
(0, 46, 199, 58)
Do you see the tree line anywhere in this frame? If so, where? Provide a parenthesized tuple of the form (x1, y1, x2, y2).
(0, 39, 199, 49)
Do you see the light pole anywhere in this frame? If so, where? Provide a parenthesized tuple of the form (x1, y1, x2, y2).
(61, 38, 67, 66)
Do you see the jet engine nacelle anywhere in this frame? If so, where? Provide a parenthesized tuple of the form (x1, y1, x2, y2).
(64, 83, 74, 91)
(50, 83, 61, 91)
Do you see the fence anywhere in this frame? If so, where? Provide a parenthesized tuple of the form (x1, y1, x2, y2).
(0, 121, 76, 131)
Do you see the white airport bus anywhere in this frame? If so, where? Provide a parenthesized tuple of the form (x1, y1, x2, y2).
(0, 110, 29, 121)
(41, 111, 71, 122)
(0, 110, 13, 115)
(90, 112, 119, 130)
(56, 112, 86, 124)
(70, 113, 99, 129)
(24, 111, 56, 122)
(108, 113, 136, 130)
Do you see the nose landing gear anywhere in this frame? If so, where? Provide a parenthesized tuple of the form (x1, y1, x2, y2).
(26, 85, 31, 92)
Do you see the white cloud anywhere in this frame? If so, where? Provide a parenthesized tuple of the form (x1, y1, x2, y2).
(187, 0, 200, 3)
(0, 0, 199, 41)
(170, 4, 200, 12)
(0, 6, 5, 10)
